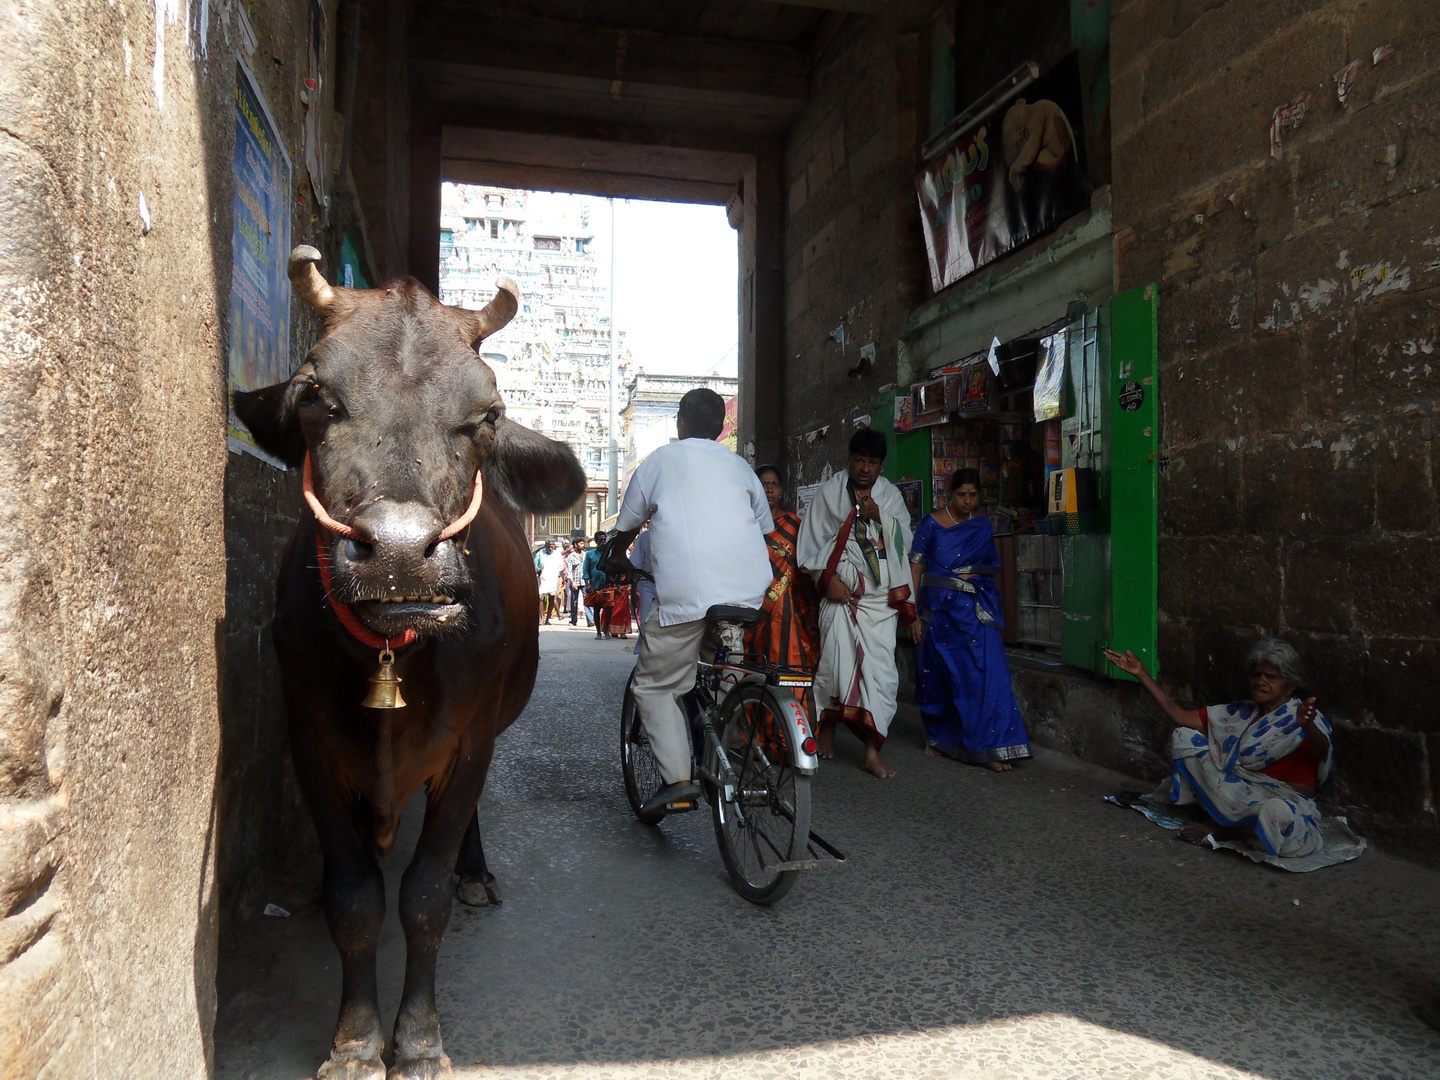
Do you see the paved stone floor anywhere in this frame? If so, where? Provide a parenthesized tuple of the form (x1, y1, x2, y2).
(216, 624, 1440, 1080)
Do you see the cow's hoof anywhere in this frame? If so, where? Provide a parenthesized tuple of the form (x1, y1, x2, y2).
(387, 1053, 452, 1080)
(456, 873, 502, 907)
(318, 1053, 386, 1080)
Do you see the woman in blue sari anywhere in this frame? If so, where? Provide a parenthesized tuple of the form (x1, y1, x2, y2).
(907, 469, 1032, 770)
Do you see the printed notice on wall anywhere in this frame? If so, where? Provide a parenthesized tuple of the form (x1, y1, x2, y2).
(795, 483, 822, 519)
(228, 61, 294, 467)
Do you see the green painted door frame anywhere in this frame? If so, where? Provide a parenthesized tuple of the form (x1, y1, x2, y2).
(1105, 284, 1160, 680)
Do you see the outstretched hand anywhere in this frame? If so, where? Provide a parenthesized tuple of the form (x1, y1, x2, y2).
(1103, 648, 1146, 678)
(1297, 696, 1319, 727)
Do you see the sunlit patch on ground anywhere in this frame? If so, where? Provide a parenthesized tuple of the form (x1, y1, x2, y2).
(454, 1013, 1272, 1079)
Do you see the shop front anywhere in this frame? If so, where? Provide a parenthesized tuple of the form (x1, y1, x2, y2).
(882, 256, 1157, 683)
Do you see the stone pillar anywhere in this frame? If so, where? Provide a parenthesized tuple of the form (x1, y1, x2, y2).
(408, 127, 442, 294)
(737, 150, 784, 465)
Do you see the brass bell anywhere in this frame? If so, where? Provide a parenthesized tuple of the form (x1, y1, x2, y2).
(361, 648, 407, 710)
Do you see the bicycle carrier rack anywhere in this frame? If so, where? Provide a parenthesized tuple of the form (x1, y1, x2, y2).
(774, 825, 848, 873)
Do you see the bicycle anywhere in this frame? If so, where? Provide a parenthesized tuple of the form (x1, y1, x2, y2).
(619, 603, 830, 905)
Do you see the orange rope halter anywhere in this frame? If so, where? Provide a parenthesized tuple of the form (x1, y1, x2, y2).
(302, 452, 486, 542)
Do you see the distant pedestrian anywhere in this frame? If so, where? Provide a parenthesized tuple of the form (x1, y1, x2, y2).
(537, 541, 564, 624)
(564, 541, 586, 625)
(583, 530, 609, 638)
(629, 525, 657, 655)
(796, 428, 916, 779)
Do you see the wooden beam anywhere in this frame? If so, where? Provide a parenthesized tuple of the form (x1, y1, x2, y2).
(440, 127, 752, 206)
(410, 8, 809, 102)
(421, 102, 782, 160)
(415, 61, 806, 139)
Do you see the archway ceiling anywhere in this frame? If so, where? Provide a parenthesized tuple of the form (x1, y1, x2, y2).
(410, 0, 880, 199)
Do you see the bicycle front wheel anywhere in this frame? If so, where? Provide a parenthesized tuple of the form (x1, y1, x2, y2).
(620, 669, 666, 825)
(710, 682, 812, 905)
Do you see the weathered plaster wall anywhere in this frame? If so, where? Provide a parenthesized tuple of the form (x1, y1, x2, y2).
(1111, 0, 1440, 850)
(0, 0, 229, 1073)
(215, 0, 326, 950)
(1, 0, 412, 1069)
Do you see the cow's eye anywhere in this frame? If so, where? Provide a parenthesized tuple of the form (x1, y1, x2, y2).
(484, 407, 500, 424)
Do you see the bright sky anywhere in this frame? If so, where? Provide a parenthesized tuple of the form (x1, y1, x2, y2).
(565, 194, 739, 379)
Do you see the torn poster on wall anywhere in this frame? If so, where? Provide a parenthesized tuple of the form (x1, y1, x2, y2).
(303, 0, 328, 209)
(228, 61, 294, 467)
(1270, 92, 1312, 160)
(914, 53, 1093, 293)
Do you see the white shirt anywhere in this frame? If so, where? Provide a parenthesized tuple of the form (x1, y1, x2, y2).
(538, 550, 565, 594)
(617, 438, 773, 626)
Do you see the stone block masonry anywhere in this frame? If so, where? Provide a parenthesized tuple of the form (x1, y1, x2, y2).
(775, 0, 1440, 859)
(1112, 0, 1440, 855)
(781, 4, 932, 486)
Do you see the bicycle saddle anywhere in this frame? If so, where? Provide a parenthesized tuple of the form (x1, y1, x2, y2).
(706, 604, 764, 626)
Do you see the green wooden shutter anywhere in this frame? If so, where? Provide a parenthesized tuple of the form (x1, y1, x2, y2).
(878, 388, 933, 515)
(1106, 283, 1159, 680)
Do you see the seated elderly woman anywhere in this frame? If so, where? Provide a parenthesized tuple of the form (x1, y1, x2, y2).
(1103, 640, 1333, 858)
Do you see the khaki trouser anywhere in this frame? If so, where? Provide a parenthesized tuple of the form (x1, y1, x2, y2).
(631, 613, 709, 785)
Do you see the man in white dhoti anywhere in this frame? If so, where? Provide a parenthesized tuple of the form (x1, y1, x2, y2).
(797, 428, 916, 779)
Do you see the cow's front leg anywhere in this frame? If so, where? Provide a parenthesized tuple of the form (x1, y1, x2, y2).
(312, 794, 385, 1080)
(455, 807, 502, 907)
(295, 747, 388, 1080)
(389, 766, 490, 1079)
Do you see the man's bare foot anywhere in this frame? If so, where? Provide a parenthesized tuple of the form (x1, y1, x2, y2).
(817, 723, 836, 759)
(862, 748, 896, 779)
(924, 745, 943, 758)
(1177, 823, 1213, 844)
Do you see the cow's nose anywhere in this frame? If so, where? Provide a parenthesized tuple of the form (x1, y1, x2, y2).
(341, 501, 445, 576)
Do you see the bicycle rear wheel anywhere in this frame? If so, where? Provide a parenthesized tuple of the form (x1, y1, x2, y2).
(620, 669, 665, 825)
(710, 682, 811, 905)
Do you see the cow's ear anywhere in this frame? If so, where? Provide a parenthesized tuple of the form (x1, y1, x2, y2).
(233, 379, 308, 467)
(487, 416, 586, 512)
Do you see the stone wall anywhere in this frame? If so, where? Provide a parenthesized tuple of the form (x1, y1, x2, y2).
(781, 6, 930, 488)
(776, 0, 1438, 854)
(0, 0, 229, 1073)
(217, 0, 417, 948)
(1111, 0, 1440, 850)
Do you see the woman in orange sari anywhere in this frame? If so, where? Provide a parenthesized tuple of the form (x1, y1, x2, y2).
(605, 580, 634, 639)
(746, 467, 820, 697)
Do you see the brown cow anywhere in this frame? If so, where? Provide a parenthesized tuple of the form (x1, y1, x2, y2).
(235, 247, 584, 1080)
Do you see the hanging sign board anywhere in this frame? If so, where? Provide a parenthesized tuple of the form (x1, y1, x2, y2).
(228, 61, 294, 467)
(915, 54, 1092, 293)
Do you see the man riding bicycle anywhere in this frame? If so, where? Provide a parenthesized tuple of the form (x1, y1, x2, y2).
(604, 388, 774, 817)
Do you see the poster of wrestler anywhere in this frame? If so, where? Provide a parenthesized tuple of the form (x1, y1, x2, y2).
(916, 54, 1092, 292)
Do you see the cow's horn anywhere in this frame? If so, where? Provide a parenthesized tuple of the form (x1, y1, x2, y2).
(289, 245, 336, 313)
(452, 276, 520, 348)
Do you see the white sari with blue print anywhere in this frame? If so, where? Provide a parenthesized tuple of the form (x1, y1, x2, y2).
(1168, 697, 1333, 858)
